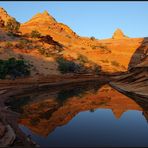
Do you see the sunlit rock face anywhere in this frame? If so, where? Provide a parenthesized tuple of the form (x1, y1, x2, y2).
(112, 28, 128, 39)
(0, 7, 147, 75)
(10, 85, 142, 137)
(20, 10, 77, 40)
(19, 7, 146, 73)
(0, 7, 18, 25)
(110, 37, 148, 100)
(19, 11, 148, 73)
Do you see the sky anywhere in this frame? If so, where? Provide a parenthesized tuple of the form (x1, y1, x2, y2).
(0, 1, 148, 39)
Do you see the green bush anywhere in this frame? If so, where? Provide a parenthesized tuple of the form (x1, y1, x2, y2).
(92, 44, 111, 53)
(37, 47, 45, 55)
(99, 45, 111, 53)
(0, 58, 30, 79)
(30, 30, 41, 38)
(15, 39, 33, 49)
(5, 42, 13, 49)
(56, 56, 101, 74)
(90, 36, 96, 40)
(37, 45, 63, 57)
(37, 47, 52, 57)
(56, 57, 80, 74)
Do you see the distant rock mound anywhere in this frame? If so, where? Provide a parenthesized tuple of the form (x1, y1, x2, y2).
(27, 10, 57, 24)
(20, 10, 77, 39)
(112, 28, 128, 39)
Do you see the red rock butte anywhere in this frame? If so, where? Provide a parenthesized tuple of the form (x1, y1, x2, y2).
(112, 28, 128, 39)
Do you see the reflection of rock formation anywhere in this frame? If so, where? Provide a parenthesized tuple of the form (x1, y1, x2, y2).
(8, 84, 142, 137)
(112, 108, 125, 119)
(143, 111, 148, 123)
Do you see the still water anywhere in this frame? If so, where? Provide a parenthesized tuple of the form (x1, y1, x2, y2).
(6, 82, 148, 147)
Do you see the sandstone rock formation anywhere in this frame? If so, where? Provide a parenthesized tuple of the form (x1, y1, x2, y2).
(0, 122, 6, 138)
(0, 7, 147, 75)
(30, 10, 57, 24)
(20, 10, 77, 40)
(0, 7, 16, 25)
(19, 10, 146, 73)
(0, 123, 16, 147)
(110, 38, 148, 100)
(112, 28, 128, 39)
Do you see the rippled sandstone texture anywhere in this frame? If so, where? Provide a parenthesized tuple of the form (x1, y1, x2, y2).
(110, 38, 148, 99)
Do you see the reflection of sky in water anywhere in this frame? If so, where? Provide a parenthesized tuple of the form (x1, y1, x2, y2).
(19, 109, 148, 147)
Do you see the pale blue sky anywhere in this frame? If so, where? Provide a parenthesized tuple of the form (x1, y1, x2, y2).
(0, 1, 148, 39)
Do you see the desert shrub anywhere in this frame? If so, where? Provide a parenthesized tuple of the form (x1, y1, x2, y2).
(56, 57, 80, 74)
(100, 45, 111, 53)
(56, 56, 101, 74)
(30, 30, 41, 38)
(5, 19, 20, 35)
(77, 55, 101, 74)
(54, 45, 63, 53)
(37, 47, 52, 57)
(99, 45, 106, 49)
(90, 36, 96, 40)
(37, 45, 63, 57)
(6, 32, 13, 36)
(111, 61, 120, 67)
(0, 58, 30, 79)
(92, 44, 111, 53)
(15, 40, 27, 49)
(37, 47, 46, 55)
(15, 39, 33, 49)
(4, 42, 13, 49)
